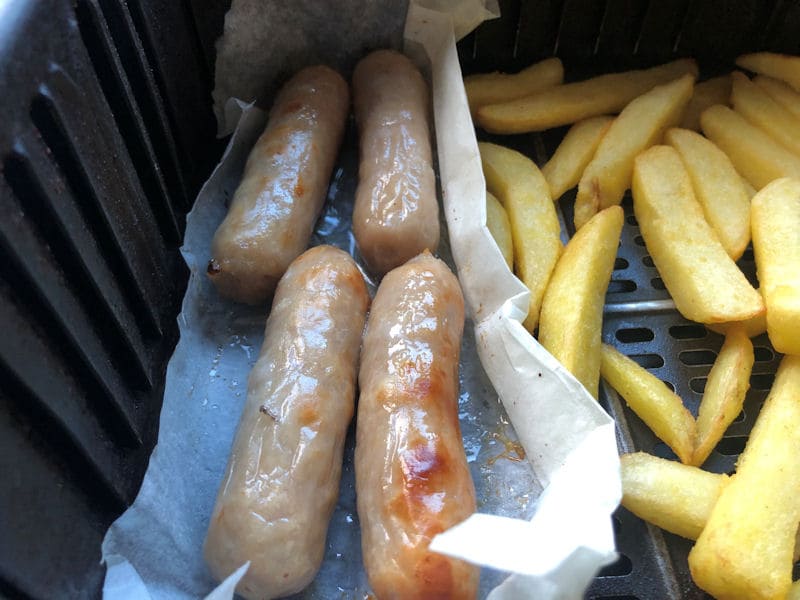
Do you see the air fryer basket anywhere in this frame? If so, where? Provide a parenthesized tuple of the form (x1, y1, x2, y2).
(0, 0, 797, 598)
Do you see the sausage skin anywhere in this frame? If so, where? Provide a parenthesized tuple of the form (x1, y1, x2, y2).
(352, 50, 440, 275)
(208, 66, 349, 304)
(355, 251, 478, 599)
(204, 245, 369, 599)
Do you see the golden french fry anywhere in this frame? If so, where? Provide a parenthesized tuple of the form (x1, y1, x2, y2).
(479, 142, 562, 332)
(542, 116, 614, 200)
(740, 175, 757, 199)
(539, 206, 623, 399)
(692, 329, 754, 467)
(790, 580, 800, 600)
(731, 71, 800, 157)
(632, 145, 764, 324)
(751, 178, 800, 355)
(706, 305, 767, 339)
(701, 104, 800, 189)
(476, 59, 698, 134)
(601, 344, 695, 464)
(754, 75, 800, 121)
(485, 191, 513, 270)
(621, 452, 728, 540)
(679, 75, 732, 131)
(737, 52, 800, 92)
(689, 355, 800, 600)
(666, 127, 750, 260)
(464, 57, 563, 118)
(574, 75, 695, 229)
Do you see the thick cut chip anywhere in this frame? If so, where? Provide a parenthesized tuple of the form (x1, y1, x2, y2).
(601, 344, 695, 464)
(479, 142, 562, 332)
(574, 74, 695, 229)
(485, 191, 513, 270)
(751, 178, 800, 355)
(476, 59, 698, 134)
(464, 57, 563, 118)
(692, 329, 753, 467)
(680, 75, 731, 131)
(701, 104, 800, 189)
(755, 75, 800, 120)
(632, 145, 764, 324)
(542, 116, 613, 200)
(689, 355, 800, 600)
(539, 206, 623, 399)
(736, 52, 800, 91)
(731, 71, 800, 158)
(621, 452, 727, 540)
(666, 127, 751, 260)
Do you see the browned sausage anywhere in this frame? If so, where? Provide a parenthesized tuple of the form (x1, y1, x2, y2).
(352, 50, 440, 275)
(355, 251, 478, 599)
(204, 245, 369, 599)
(207, 66, 349, 304)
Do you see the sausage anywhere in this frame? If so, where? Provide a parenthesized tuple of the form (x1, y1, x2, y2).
(355, 251, 478, 599)
(207, 66, 349, 304)
(352, 50, 440, 275)
(204, 245, 369, 599)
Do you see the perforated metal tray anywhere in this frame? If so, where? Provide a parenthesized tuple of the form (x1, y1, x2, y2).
(461, 2, 796, 593)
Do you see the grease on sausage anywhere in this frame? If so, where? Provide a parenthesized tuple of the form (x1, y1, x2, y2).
(352, 50, 440, 275)
(204, 245, 369, 599)
(355, 251, 478, 599)
(208, 66, 349, 304)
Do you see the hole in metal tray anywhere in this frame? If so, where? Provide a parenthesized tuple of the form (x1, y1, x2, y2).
(668, 324, 707, 340)
(689, 377, 706, 394)
(633, 235, 646, 246)
(614, 257, 629, 270)
(615, 327, 654, 343)
(641, 255, 654, 267)
(750, 373, 775, 390)
(679, 349, 718, 366)
(716, 436, 748, 456)
(650, 277, 665, 290)
(607, 279, 637, 294)
(753, 346, 774, 362)
(628, 353, 664, 369)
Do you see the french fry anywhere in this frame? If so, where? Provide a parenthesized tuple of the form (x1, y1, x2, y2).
(706, 306, 767, 339)
(479, 142, 562, 332)
(464, 57, 563, 118)
(791, 581, 800, 600)
(736, 52, 800, 92)
(622, 454, 800, 564)
(621, 452, 728, 540)
(679, 75, 732, 131)
(701, 104, 800, 189)
(666, 127, 751, 260)
(754, 75, 800, 121)
(688, 355, 800, 600)
(731, 71, 800, 157)
(600, 344, 695, 464)
(485, 191, 513, 270)
(541, 116, 613, 200)
(539, 206, 623, 399)
(751, 178, 800, 355)
(574, 75, 695, 229)
(632, 145, 764, 324)
(692, 329, 754, 467)
(740, 175, 757, 199)
(476, 59, 698, 134)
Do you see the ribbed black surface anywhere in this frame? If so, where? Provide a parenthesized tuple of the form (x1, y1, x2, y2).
(0, 0, 217, 597)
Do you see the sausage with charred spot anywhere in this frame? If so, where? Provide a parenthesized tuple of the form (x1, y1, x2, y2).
(355, 251, 478, 599)
(207, 66, 349, 304)
(204, 245, 369, 599)
(352, 50, 440, 275)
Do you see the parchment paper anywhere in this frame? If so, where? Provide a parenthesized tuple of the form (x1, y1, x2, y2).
(101, 1, 621, 598)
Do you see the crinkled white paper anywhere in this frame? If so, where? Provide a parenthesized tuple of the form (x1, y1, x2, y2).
(101, 1, 621, 599)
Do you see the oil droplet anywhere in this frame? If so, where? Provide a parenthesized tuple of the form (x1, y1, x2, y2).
(486, 431, 526, 466)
